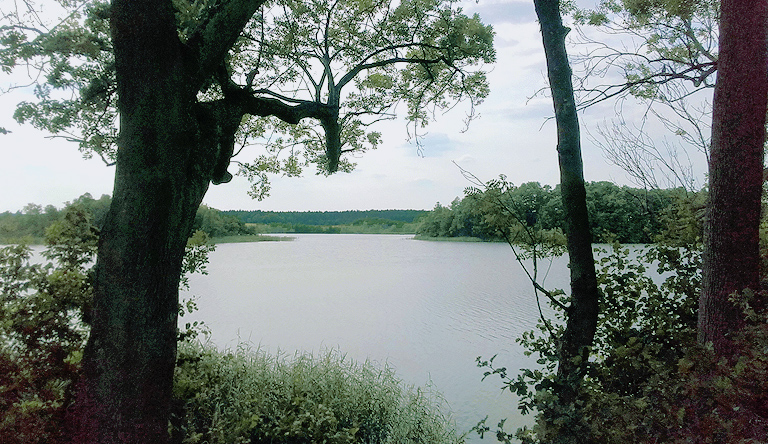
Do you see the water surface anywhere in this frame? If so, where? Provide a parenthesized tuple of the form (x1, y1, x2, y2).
(181, 234, 572, 441)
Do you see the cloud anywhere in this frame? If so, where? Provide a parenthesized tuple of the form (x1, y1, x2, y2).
(453, 154, 477, 164)
(415, 133, 457, 157)
(466, 0, 538, 26)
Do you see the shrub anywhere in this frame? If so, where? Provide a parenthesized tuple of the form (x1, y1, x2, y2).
(0, 205, 96, 444)
(479, 243, 768, 443)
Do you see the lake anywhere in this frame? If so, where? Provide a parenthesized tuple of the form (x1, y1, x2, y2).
(180, 234, 573, 442)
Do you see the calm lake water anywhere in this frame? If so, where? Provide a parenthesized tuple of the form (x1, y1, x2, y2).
(180, 234, 573, 442)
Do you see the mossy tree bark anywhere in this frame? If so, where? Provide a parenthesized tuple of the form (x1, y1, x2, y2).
(533, 0, 600, 442)
(699, 0, 768, 355)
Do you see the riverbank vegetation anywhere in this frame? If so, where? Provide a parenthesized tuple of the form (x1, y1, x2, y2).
(0, 205, 463, 444)
(2, 184, 704, 245)
(175, 344, 461, 444)
(0, 194, 268, 244)
(0, 196, 425, 243)
(230, 210, 425, 234)
(416, 181, 704, 244)
(478, 240, 768, 443)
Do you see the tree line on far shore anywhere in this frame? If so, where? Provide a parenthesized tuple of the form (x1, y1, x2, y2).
(1, 183, 704, 244)
(416, 181, 705, 244)
(0, 194, 255, 243)
(0, 195, 427, 242)
(224, 209, 427, 226)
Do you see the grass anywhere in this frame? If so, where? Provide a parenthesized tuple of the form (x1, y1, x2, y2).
(173, 342, 465, 444)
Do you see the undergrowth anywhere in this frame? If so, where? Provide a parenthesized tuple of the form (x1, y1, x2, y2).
(173, 344, 464, 444)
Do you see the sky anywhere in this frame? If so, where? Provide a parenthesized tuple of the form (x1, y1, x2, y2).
(0, 0, 710, 213)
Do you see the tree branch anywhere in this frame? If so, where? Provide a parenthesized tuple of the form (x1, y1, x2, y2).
(577, 60, 717, 110)
(186, 0, 266, 86)
(337, 53, 449, 90)
(233, 90, 335, 124)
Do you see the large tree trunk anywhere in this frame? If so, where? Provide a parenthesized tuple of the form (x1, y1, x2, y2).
(700, 0, 768, 354)
(533, 0, 600, 442)
(66, 0, 211, 441)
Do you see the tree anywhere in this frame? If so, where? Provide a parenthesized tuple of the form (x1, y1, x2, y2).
(569, 0, 719, 191)
(699, 0, 768, 354)
(532, 0, 600, 441)
(5, 0, 494, 197)
(1, 1, 493, 442)
(233, 0, 494, 193)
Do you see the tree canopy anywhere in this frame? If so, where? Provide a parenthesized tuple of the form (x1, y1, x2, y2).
(567, 0, 719, 191)
(416, 181, 694, 244)
(2, 0, 494, 198)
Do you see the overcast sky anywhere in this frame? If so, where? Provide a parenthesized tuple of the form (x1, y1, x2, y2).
(0, 0, 710, 213)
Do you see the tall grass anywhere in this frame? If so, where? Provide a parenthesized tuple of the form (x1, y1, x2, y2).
(173, 342, 465, 444)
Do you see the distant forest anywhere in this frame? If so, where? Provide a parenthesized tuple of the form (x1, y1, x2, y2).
(0, 196, 427, 242)
(1, 182, 703, 244)
(223, 209, 427, 226)
(0, 194, 255, 243)
(415, 181, 705, 244)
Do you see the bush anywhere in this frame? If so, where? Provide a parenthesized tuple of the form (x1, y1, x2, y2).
(480, 243, 768, 443)
(0, 205, 96, 444)
(173, 343, 464, 444)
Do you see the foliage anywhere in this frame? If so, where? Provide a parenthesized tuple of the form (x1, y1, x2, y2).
(173, 344, 464, 444)
(0, 204, 62, 244)
(2, 0, 494, 197)
(231, 0, 494, 182)
(0, 206, 97, 444)
(565, 0, 718, 192)
(0, 205, 213, 443)
(0, 195, 257, 242)
(194, 205, 257, 238)
(653, 188, 705, 247)
(416, 181, 684, 243)
(477, 241, 768, 443)
(224, 209, 428, 226)
(570, 0, 719, 106)
(0, 194, 108, 244)
(42, 204, 100, 269)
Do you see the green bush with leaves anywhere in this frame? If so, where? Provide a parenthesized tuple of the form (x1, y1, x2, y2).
(0, 203, 213, 443)
(477, 242, 768, 443)
(0, 204, 97, 444)
(172, 343, 464, 444)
